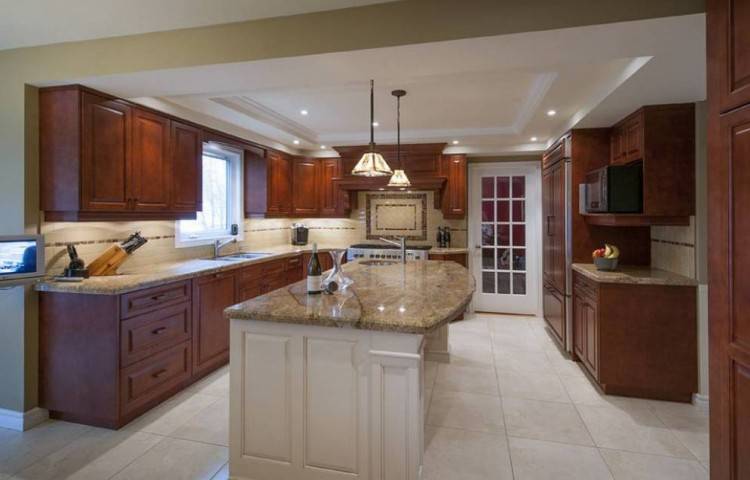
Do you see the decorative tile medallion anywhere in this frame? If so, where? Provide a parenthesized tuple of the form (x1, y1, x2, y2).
(365, 193, 428, 240)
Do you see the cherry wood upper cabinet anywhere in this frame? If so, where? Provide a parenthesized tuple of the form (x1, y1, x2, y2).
(440, 154, 467, 218)
(709, 0, 750, 113)
(40, 85, 200, 221)
(80, 92, 132, 213)
(131, 109, 171, 211)
(170, 121, 203, 213)
(291, 157, 320, 216)
(266, 151, 293, 217)
(319, 158, 347, 217)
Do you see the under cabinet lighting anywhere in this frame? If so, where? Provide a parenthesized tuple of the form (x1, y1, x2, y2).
(451, 140, 460, 145)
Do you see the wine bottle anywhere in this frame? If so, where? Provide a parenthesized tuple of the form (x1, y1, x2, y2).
(307, 243, 322, 294)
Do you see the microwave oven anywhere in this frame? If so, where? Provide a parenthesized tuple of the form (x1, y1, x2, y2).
(584, 164, 643, 213)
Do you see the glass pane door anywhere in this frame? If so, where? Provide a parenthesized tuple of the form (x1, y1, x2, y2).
(480, 175, 527, 297)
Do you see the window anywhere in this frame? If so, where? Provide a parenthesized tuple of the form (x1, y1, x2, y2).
(176, 143, 243, 246)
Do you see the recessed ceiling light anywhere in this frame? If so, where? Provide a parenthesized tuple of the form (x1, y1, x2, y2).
(320, 145, 327, 149)
(372, 121, 379, 127)
(293, 139, 300, 145)
(300, 109, 309, 116)
(546, 109, 556, 116)
(451, 140, 460, 145)
(530, 136, 538, 142)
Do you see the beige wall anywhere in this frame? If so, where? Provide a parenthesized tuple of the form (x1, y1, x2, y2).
(0, 0, 704, 412)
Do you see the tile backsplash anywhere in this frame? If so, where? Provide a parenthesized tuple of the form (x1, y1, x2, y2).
(650, 217, 696, 278)
(40, 190, 466, 275)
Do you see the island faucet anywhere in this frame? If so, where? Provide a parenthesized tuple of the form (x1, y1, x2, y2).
(214, 238, 237, 258)
(379, 236, 407, 264)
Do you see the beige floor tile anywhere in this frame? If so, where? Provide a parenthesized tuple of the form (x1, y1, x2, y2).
(110, 437, 228, 480)
(124, 393, 221, 436)
(448, 340, 494, 367)
(0, 421, 91, 476)
(449, 316, 489, 334)
(508, 437, 613, 480)
(427, 390, 504, 434)
(496, 370, 570, 403)
(170, 397, 229, 446)
(424, 387, 433, 414)
(503, 397, 593, 446)
(600, 449, 708, 480)
(491, 330, 544, 352)
(494, 347, 553, 373)
(209, 462, 229, 480)
(187, 368, 229, 397)
(450, 329, 493, 348)
(576, 404, 693, 458)
(424, 361, 438, 388)
(434, 364, 499, 396)
(649, 403, 709, 465)
(546, 354, 587, 377)
(11, 429, 163, 480)
(558, 375, 653, 410)
(422, 426, 513, 480)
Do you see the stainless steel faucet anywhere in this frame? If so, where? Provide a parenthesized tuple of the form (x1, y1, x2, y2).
(379, 236, 407, 264)
(214, 238, 237, 258)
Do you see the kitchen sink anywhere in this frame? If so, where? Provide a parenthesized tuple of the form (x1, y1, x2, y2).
(359, 259, 398, 266)
(212, 252, 271, 261)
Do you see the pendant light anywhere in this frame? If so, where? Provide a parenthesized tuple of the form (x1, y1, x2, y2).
(351, 80, 393, 177)
(388, 89, 411, 188)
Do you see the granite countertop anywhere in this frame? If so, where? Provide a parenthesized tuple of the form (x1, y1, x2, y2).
(35, 244, 349, 295)
(430, 247, 469, 255)
(571, 263, 698, 286)
(225, 260, 475, 334)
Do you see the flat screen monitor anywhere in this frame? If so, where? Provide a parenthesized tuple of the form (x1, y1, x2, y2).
(0, 235, 45, 282)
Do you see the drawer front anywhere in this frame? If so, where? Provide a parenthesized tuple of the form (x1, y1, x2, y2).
(573, 272, 599, 300)
(543, 282, 566, 345)
(262, 259, 286, 276)
(120, 341, 191, 415)
(121, 281, 191, 319)
(239, 264, 263, 284)
(265, 271, 288, 292)
(238, 282, 264, 302)
(285, 255, 302, 272)
(120, 302, 191, 367)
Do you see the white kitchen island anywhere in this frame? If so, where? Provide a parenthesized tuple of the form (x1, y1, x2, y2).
(224, 260, 474, 480)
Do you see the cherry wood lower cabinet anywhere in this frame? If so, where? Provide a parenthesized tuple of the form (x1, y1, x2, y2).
(40, 255, 310, 429)
(572, 271, 697, 402)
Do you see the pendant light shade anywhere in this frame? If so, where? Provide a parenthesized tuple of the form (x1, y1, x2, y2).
(388, 89, 411, 187)
(352, 80, 392, 177)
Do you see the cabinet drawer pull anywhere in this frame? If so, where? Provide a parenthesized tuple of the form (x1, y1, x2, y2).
(151, 327, 167, 335)
(152, 368, 168, 379)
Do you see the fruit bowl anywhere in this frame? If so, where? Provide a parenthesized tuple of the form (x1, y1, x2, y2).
(594, 257, 618, 271)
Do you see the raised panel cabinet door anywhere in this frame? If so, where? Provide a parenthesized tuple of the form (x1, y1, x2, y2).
(441, 155, 467, 218)
(267, 152, 292, 215)
(192, 272, 236, 376)
(584, 299, 598, 378)
(551, 163, 567, 294)
(543, 281, 565, 345)
(81, 92, 131, 211)
(319, 158, 342, 216)
(292, 158, 319, 216)
(404, 153, 441, 176)
(709, 0, 750, 113)
(624, 115, 644, 162)
(170, 121, 203, 212)
(710, 103, 750, 480)
(130, 109, 171, 211)
(542, 168, 554, 284)
(573, 292, 586, 361)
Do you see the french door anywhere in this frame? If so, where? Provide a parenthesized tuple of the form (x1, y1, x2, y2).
(469, 163, 541, 315)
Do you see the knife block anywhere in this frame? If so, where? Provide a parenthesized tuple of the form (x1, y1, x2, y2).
(88, 245, 129, 276)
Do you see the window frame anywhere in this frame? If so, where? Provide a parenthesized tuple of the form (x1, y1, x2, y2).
(175, 143, 244, 248)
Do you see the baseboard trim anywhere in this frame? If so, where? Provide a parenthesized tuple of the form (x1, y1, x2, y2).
(0, 407, 49, 431)
(693, 393, 709, 409)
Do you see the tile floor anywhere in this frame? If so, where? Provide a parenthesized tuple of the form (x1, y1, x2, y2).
(0, 313, 708, 479)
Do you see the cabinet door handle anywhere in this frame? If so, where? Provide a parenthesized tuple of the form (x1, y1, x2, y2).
(151, 327, 167, 335)
(546, 216, 552, 236)
(152, 369, 168, 379)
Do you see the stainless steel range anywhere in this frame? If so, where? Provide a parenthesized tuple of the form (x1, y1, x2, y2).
(347, 243, 431, 262)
